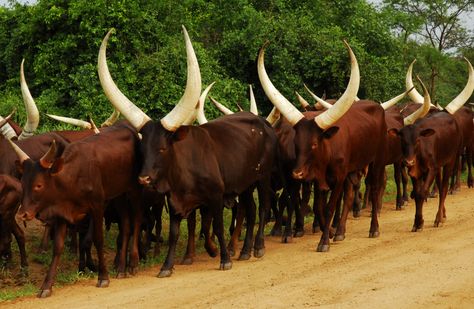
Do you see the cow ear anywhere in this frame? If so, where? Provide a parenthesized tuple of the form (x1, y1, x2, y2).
(172, 126, 190, 142)
(15, 160, 24, 176)
(322, 126, 339, 139)
(420, 128, 435, 137)
(387, 128, 399, 137)
(50, 158, 64, 175)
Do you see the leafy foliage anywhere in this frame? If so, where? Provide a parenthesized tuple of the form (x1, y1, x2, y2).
(0, 0, 471, 128)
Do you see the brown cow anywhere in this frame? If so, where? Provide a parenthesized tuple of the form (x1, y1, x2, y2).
(99, 27, 278, 277)
(258, 41, 387, 252)
(11, 121, 143, 298)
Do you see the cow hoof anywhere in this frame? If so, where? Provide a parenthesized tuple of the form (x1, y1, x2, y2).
(37, 289, 52, 298)
(433, 221, 443, 228)
(411, 226, 423, 232)
(317, 244, 329, 252)
(312, 226, 321, 233)
(334, 234, 345, 241)
(181, 257, 193, 265)
(352, 210, 360, 218)
(96, 279, 109, 288)
(294, 230, 304, 238)
(281, 235, 293, 243)
(157, 269, 173, 278)
(116, 272, 127, 279)
(219, 261, 232, 270)
(129, 267, 138, 276)
(205, 246, 218, 258)
(254, 248, 265, 258)
(369, 231, 380, 238)
(238, 252, 251, 261)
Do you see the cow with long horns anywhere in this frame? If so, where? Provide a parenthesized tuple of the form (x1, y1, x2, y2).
(99, 27, 279, 276)
(258, 40, 387, 252)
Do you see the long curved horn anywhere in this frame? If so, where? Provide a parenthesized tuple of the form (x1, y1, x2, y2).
(445, 57, 474, 114)
(257, 42, 304, 126)
(295, 91, 310, 110)
(405, 59, 425, 104)
(19, 59, 40, 140)
(98, 28, 152, 131)
(160, 26, 202, 131)
(381, 86, 415, 110)
(403, 75, 431, 125)
(40, 140, 57, 169)
(46, 114, 92, 129)
(303, 84, 333, 109)
(249, 84, 258, 115)
(314, 40, 359, 130)
(266, 106, 280, 126)
(101, 109, 121, 127)
(197, 82, 215, 125)
(0, 109, 18, 140)
(7, 139, 31, 164)
(209, 96, 234, 115)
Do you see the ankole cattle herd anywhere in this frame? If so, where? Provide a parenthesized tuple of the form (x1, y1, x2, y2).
(1, 26, 474, 303)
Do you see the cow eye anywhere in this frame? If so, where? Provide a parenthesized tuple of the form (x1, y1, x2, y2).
(34, 183, 43, 191)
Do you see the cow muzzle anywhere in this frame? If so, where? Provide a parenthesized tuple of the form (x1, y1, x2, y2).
(404, 158, 416, 167)
(138, 175, 152, 186)
(16, 207, 35, 221)
(292, 169, 305, 180)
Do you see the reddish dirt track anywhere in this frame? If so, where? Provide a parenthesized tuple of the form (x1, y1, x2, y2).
(3, 186, 474, 308)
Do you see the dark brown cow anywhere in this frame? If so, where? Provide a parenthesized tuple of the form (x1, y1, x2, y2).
(390, 111, 461, 230)
(258, 41, 387, 252)
(99, 27, 278, 277)
(0, 174, 27, 269)
(11, 121, 143, 298)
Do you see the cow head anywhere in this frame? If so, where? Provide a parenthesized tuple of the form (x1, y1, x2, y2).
(389, 125, 434, 178)
(9, 140, 63, 222)
(258, 40, 359, 188)
(98, 26, 201, 190)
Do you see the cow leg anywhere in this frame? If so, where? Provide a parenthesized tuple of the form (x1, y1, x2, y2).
(11, 221, 28, 270)
(181, 209, 196, 265)
(158, 208, 182, 278)
(394, 162, 404, 210)
(282, 181, 299, 243)
(152, 198, 164, 257)
(449, 156, 461, 194)
(467, 146, 473, 188)
(294, 182, 306, 237)
(38, 220, 67, 298)
(317, 183, 344, 252)
(39, 225, 50, 252)
(201, 208, 218, 258)
(352, 180, 361, 218)
(211, 204, 232, 271)
(331, 192, 343, 233)
(91, 207, 109, 288)
(116, 207, 129, 278)
(300, 182, 312, 217)
(255, 178, 271, 258)
(127, 191, 143, 276)
(435, 164, 453, 227)
(367, 161, 384, 238)
(228, 203, 244, 257)
(401, 166, 409, 203)
(411, 177, 425, 232)
(84, 218, 96, 272)
(270, 189, 286, 236)
(312, 186, 327, 233)
(238, 189, 256, 260)
(334, 178, 355, 241)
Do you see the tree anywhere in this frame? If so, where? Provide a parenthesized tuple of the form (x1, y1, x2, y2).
(382, 0, 474, 102)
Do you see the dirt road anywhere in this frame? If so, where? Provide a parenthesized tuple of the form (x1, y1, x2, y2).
(3, 188, 474, 308)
